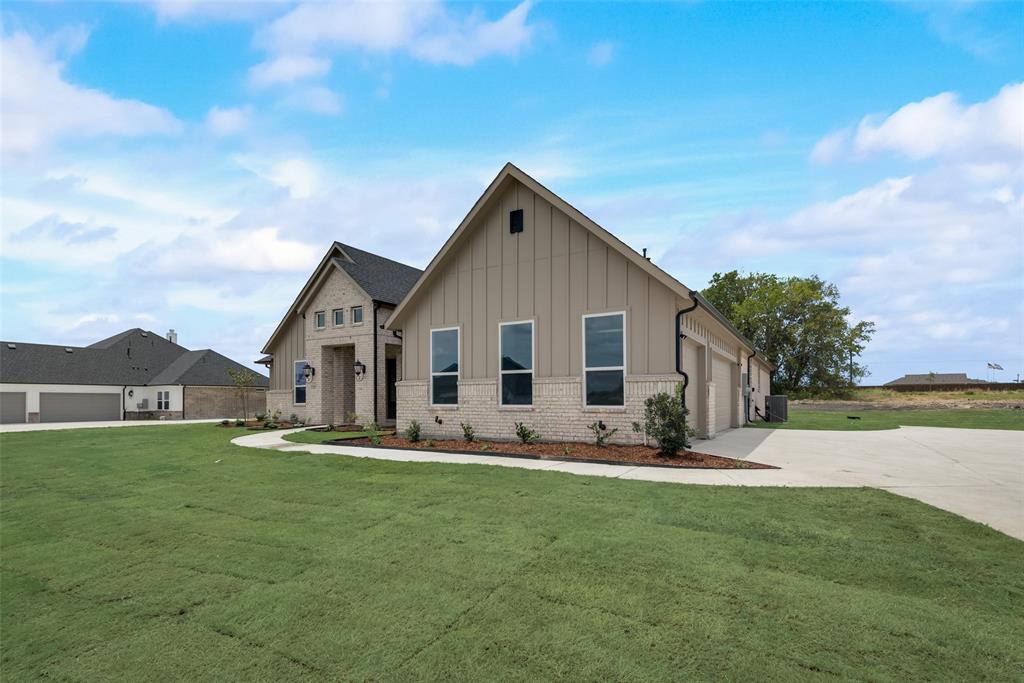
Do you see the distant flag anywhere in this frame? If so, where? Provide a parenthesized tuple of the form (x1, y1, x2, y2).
(992, 363, 1004, 371)
(987, 363, 995, 369)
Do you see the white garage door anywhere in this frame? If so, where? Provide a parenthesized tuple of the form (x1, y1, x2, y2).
(712, 355, 735, 431)
(40, 393, 120, 423)
(1, 392, 26, 424)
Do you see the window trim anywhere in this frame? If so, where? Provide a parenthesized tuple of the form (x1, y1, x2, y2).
(314, 311, 326, 329)
(294, 359, 308, 405)
(429, 326, 460, 407)
(332, 308, 344, 327)
(156, 390, 169, 411)
(499, 319, 534, 407)
(581, 310, 627, 408)
(351, 306, 364, 325)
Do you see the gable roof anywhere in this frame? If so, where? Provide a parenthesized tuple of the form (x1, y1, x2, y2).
(385, 163, 767, 361)
(884, 373, 988, 386)
(261, 242, 422, 353)
(0, 329, 267, 387)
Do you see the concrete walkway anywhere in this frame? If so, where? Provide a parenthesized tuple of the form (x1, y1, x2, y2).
(0, 418, 223, 433)
(233, 426, 1024, 540)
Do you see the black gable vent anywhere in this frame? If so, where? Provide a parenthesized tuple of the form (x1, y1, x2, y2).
(509, 209, 523, 234)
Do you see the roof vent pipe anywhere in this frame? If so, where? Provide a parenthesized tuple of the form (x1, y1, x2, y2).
(675, 291, 700, 410)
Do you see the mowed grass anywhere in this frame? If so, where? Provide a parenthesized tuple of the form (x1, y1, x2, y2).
(2, 426, 1022, 681)
(280, 429, 377, 444)
(749, 408, 1024, 431)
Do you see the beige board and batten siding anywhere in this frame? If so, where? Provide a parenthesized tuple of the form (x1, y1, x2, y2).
(265, 313, 305, 411)
(401, 181, 684, 383)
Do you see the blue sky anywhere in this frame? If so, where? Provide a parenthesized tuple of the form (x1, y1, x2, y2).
(1, 1, 1021, 383)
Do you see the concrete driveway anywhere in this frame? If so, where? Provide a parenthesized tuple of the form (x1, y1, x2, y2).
(699, 426, 1024, 540)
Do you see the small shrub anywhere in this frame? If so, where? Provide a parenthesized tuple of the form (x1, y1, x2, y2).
(460, 422, 476, 442)
(234, 419, 244, 427)
(346, 411, 361, 426)
(562, 444, 572, 457)
(631, 384, 694, 455)
(326, 423, 336, 432)
(406, 420, 422, 442)
(264, 420, 275, 429)
(480, 443, 491, 452)
(425, 439, 436, 448)
(289, 413, 299, 424)
(514, 422, 539, 444)
(587, 421, 619, 447)
(220, 419, 230, 426)
(272, 409, 281, 422)
(364, 422, 383, 445)
(255, 412, 266, 421)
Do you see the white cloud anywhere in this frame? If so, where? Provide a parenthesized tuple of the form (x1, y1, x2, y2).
(812, 82, 1024, 164)
(256, 0, 536, 67)
(235, 156, 323, 199)
(282, 86, 344, 116)
(205, 105, 251, 136)
(0, 29, 182, 156)
(248, 55, 331, 88)
(587, 41, 616, 67)
(147, 0, 287, 24)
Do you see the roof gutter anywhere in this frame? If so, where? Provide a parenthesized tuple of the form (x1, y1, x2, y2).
(675, 291, 701, 410)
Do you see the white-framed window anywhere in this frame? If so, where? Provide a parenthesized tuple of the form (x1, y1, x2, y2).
(156, 390, 170, 410)
(583, 311, 626, 407)
(294, 360, 307, 405)
(314, 311, 326, 329)
(499, 320, 533, 406)
(351, 306, 364, 324)
(430, 327, 459, 405)
(333, 308, 344, 326)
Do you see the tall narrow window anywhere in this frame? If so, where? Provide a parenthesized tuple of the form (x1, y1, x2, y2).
(430, 328, 459, 405)
(314, 311, 326, 329)
(351, 306, 364, 324)
(294, 360, 307, 405)
(333, 308, 344, 326)
(583, 312, 625, 406)
(500, 321, 533, 406)
(157, 391, 169, 410)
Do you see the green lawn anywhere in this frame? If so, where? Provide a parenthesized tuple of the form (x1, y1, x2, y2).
(280, 429, 378, 444)
(2, 425, 1022, 681)
(749, 408, 1024, 431)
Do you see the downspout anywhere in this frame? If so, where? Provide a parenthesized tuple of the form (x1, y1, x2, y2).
(372, 301, 381, 424)
(122, 386, 127, 421)
(675, 290, 701, 409)
(745, 350, 756, 424)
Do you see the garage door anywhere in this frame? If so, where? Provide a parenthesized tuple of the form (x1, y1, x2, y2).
(1, 392, 26, 424)
(712, 355, 736, 432)
(40, 393, 120, 423)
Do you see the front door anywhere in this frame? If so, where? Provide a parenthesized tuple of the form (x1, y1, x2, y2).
(385, 358, 397, 420)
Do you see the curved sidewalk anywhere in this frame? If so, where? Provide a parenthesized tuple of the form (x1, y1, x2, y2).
(233, 426, 1024, 540)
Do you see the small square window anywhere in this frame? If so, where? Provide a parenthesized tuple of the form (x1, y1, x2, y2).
(352, 306, 364, 324)
(314, 311, 326, 329)
(333, 309, 344, 326)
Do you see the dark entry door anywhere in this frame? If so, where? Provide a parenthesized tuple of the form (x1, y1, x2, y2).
(385, 358, 397, 420)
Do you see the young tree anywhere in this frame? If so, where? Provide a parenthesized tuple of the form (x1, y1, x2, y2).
(227, 368, 258, 420)
(702, 271, 874, 397)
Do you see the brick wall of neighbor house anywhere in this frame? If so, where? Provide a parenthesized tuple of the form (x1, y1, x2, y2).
(183, 386, 267, 419)
(124, 410, 184, 420)
(397, 374, 712, 445)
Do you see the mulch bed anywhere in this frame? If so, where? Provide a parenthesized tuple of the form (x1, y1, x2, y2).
(331, 435, 774, 470)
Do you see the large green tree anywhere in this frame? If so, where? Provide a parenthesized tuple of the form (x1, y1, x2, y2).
(701, 271, 874, 396)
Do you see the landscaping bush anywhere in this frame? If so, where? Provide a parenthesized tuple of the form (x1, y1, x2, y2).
(255, 412, 266, 421)
(631, 384, 694, 455)
(514, 422, 539, 444)
(220, 419, 229, 426)
(461, 422, 476, 442)
(406, 420, 421, 442)
(587, 421, 618, 447)
(234, 419, 244, 427)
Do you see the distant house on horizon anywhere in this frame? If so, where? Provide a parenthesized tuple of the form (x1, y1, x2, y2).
(884, 373, 989, 387)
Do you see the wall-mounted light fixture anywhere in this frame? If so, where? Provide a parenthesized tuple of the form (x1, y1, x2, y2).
(303, 363, 315, 380)
(354, 360, 366, 377)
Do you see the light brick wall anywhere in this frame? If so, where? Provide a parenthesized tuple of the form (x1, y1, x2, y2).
(183, 386, 266, 420)
(397, 373, 715, 445)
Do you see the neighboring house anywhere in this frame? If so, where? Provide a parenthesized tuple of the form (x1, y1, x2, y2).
(884, 373, 989, 387)
(0, 329, 267, 424)
(259, 243, 422, 426)
(385, 163, 774, 443)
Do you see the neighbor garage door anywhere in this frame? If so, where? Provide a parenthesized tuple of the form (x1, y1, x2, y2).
(1, 392, 26, 424)
(40, 392, 120, 423)
(712, 355, 736, 432)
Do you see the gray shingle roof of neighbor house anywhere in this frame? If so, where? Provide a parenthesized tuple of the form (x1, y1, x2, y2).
(884, 373, 988, 386)
(0, 329, 268, 387)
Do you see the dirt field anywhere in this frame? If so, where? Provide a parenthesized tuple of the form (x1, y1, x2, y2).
(793, 388, 1024, 411)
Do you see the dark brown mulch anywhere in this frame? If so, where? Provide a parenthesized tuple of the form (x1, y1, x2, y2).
(339, 436, 774, 469)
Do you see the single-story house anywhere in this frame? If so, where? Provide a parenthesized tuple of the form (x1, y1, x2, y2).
(258, 243, 423, 426)
(0, 328, 267, 424)
(884, 373, 988, 387)
(384, 163, 774, 443)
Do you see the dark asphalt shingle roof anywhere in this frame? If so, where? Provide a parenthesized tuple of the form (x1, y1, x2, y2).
(333, 242, 422, 306)
(884, 373, 988, 386)
(1, 329, 268, 387)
